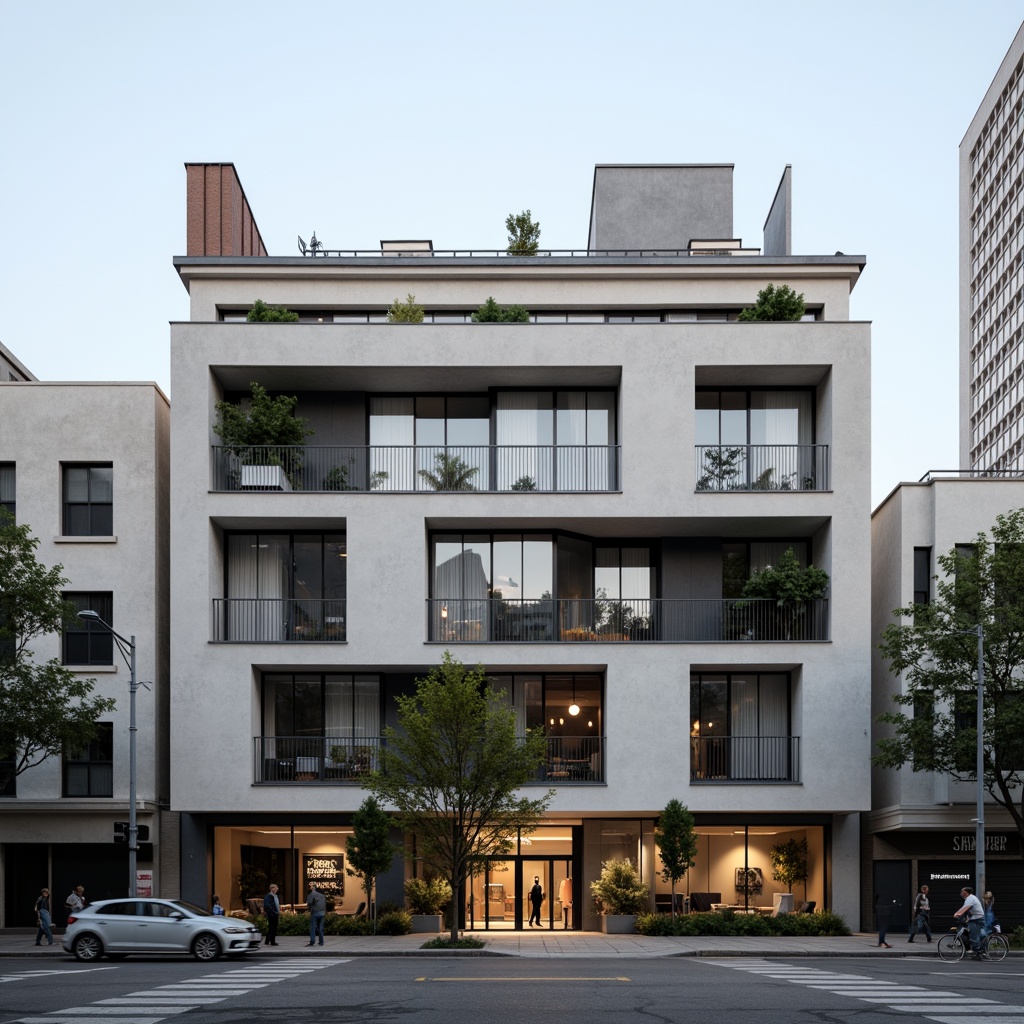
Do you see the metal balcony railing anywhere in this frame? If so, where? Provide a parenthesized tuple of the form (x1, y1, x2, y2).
(254, 736, 380, 783)
(427, 597, 828, 642)
(533, 736, 605, 784)
(211, 445, 621, 493)
(212, 599, 346, 642)
(695, 445, 830, 491)
(690, 736, 801, 783)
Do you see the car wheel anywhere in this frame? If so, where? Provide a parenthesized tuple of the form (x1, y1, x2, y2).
(72, 933, 104, 962)
(191, 933, 222, 961)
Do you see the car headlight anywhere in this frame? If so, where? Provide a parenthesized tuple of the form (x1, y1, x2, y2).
(223, 926, 250, 933)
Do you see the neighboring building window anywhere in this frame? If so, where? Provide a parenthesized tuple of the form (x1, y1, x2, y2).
(64, 722, 113, 797)
(0, 464, 14, 520)
(63, 464, 113, 536)
(63, 593, 114, 665)
(913, 547, 931, 605)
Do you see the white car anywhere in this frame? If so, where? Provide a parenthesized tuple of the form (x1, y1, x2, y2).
(63, 898, 261, 961)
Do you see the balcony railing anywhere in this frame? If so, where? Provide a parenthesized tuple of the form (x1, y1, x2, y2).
(254, 736, 380, 783)
(690, 736, 801, 783)
(253, 735, 603, 784)
(212, 445, 621, 493)
(213, 599, 346, 642)
(427, 597, 828, 642)
(695, 445, 829, 491)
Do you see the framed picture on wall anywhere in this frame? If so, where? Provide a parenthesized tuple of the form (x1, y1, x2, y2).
(734, 866, 764, 896)
(303, 853, 344, 899)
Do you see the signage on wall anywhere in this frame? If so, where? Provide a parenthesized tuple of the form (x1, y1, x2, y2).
(136, 870, 153, 897)
(951, 833, 1011, 854)
(303, 854, 344, 898)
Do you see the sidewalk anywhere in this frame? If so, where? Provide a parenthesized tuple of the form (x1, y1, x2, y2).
(0, 929, 993, 959)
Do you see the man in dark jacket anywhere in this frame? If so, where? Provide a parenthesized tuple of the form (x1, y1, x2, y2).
(263, 883, 280, 945)
(528, 876, 543, 927)
(306, 883, 327, 946)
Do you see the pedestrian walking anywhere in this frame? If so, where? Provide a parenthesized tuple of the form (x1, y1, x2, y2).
(306, 882, 326, 946)
(64, 885, 85, 923)
(908, 884, 931, 943)
(528, 876, 544, 927)
(34, 888, 55, 946)
(263, 883, 281, 945)
(981, 891, 999, 938)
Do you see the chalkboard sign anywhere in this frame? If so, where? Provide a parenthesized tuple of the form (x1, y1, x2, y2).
(303, 853, 344, 898)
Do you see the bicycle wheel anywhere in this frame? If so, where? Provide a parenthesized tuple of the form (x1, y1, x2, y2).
(984, 933, 1009, 962)
(938, 932, 966, 961)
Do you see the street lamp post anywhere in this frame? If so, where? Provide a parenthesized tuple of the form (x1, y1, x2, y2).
(77, 610, 139, 898)
(971, 623, 986, 899)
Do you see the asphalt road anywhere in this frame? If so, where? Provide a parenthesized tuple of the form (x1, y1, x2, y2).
(0, 954, 1022, 1024)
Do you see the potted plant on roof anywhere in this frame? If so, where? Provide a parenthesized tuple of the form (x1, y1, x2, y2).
(405, 876, 452, 933)
(214, 381, 313, 491)
(740, 548, 829, 640)
(590, 857, 649, 933)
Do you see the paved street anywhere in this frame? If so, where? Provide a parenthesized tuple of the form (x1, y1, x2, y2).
(1, 951, 1023, 1024)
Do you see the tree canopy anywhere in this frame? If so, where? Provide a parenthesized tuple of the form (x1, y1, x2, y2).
(654, 799, 697, 918)
(386, 293, 425, 323)
(505, 210, 541, 256)
(246, 299, 299, 322)
(0, 511, 116, 789)
(874, 509, 1024, 852)
(737, 283, 806, 322)
(471, 296, 531, 323)
(213, 381, 313, 452)
(346, 795, 396, 931)
(362, 652, 551, 940)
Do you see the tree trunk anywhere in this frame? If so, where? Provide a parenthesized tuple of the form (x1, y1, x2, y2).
(451, 877, 462, 943)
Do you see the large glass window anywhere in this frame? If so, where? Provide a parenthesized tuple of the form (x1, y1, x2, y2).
(0, 464, 14, 520)
(63, 465, 113, 536)
(225, 532, 346, 641)
(64, 722, 113, 797)
(63, 593, 114, 665)
(690, 672, 793, 781)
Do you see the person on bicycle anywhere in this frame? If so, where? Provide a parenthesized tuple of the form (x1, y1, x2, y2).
(953, 886, 986, 959)
(908, 884, 931, 943)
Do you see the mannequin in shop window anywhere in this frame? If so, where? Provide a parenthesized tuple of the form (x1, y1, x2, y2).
(559, 876, 573, 929)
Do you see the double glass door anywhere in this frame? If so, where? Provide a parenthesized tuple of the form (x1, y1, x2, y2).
(467, 858, 573, 930)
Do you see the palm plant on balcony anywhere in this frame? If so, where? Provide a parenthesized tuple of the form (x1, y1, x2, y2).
(417, 452, 479, 491)
(740, 548, 829, 640)
(214, 381, 313, 488)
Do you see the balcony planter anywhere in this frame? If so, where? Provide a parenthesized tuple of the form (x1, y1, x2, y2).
(600, 914, 638, 934)
(410, 914, 443, 933)
(240, 465, 292, 491)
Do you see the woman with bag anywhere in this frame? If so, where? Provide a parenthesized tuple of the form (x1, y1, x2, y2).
(34, 888, 55, 946)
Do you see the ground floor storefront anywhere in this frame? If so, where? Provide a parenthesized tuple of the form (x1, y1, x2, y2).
(181, 811, 851, 931)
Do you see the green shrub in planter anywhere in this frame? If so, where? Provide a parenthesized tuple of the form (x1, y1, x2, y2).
(405, 877, 453, 916)
(376, 910, 413, 935)
(590, 858, 649, 916)
(421, 935, 486, 949)
(634, 909, 849, 938)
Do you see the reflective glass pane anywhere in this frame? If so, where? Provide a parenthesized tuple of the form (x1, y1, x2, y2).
(64, 467, 89, 502)
(90, 467, 113, 502)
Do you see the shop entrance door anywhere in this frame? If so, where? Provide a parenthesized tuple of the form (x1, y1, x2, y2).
(467, 857, 573, 930)
(523, 859, 572, 929)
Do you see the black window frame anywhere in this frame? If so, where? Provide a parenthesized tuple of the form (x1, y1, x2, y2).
(62, 464, 113, 537)
(63, 721, 113, 798)
(0, 463, 14, 521)
(62, 593, 114, 666)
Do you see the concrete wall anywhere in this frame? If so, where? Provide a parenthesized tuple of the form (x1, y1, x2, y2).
(763, 165, 793, 258)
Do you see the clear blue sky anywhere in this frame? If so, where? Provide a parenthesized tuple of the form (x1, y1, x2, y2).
(2, 0, 1022, 506)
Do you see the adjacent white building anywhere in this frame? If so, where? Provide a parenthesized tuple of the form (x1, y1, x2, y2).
(0, 346, 170, 926)
(170, 162, 872, 927)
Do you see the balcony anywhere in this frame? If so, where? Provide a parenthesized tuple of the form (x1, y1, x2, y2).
(695, 445, 829, 491)
(253, 735, 604, 785)
(254, 736, 379, 783)
(690, 736, 801, 783)
(212, 599, 346, 642)
(212, 445, 621, 493)
(427, 598, 829, 643)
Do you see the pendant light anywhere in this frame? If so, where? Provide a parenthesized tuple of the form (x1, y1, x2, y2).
(568, 676, 580, 717)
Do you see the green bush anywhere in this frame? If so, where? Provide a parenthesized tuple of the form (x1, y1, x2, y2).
(472, 297, 530, 323)
(246, 911, 374, 937)
(376, 909, 413, 935)
(386, 294, 425, 323)
(634, 909, 850, 938)
(590, 858, 650, 916)
(247, 299, 299, 323)
(405, 876, 453, 915)
(1008, 925, 1024, 949)
(421, 935, 486, 949)
(737, 283, 806, 322)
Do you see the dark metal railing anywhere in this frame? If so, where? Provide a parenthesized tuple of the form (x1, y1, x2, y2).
(296, 247, 762, 259)
(212, 445, 621, 493)
(427, 597, 828, 642)
(695, 445, 829, 491)
(690, 736, 800, 783)
(254, 736, 381, 783)
(212, 599, 346, 642)
(534, 736, 605, 784)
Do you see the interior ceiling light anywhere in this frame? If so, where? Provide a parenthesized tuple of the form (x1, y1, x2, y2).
(568, 676, 580, 716)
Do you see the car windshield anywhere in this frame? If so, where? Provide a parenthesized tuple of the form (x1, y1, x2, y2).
(169, 900, 212, 917)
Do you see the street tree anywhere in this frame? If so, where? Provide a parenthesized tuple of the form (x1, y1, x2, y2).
(654, 799, 697, 918)
(364, 652, 552, 942)
(874, 509, 1024, 854)
(0, 511, 116, 790)
(505, 210, 541, 255)
(737, 283, 806, 322)
(346, 795, 397, 933)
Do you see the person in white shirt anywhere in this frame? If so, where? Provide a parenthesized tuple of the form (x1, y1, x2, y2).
(953, 886, 986, 958)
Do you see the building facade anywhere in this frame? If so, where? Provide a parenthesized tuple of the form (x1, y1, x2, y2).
(960, 22, 1024, 472)
(0, 357, 170, 926)
(170, 162, 872, 928)
(869, 476, 1024, 931)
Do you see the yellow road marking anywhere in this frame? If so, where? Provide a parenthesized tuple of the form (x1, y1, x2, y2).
(422, 976, 630, 982)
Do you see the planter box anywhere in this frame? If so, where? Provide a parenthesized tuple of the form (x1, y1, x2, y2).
(410, 914, 443, 933)
(600, 914, 638, 934)
(240, 465, 292, 491)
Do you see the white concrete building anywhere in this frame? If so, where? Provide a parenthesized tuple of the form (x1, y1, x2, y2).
(870, 476, 1024, 930)
(170, 162, 871, 928)
(0, 347, 170, 926)
(960, 21, 1024, 472)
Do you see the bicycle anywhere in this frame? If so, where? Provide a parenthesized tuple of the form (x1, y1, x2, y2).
(937, 921, 1009, 962)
